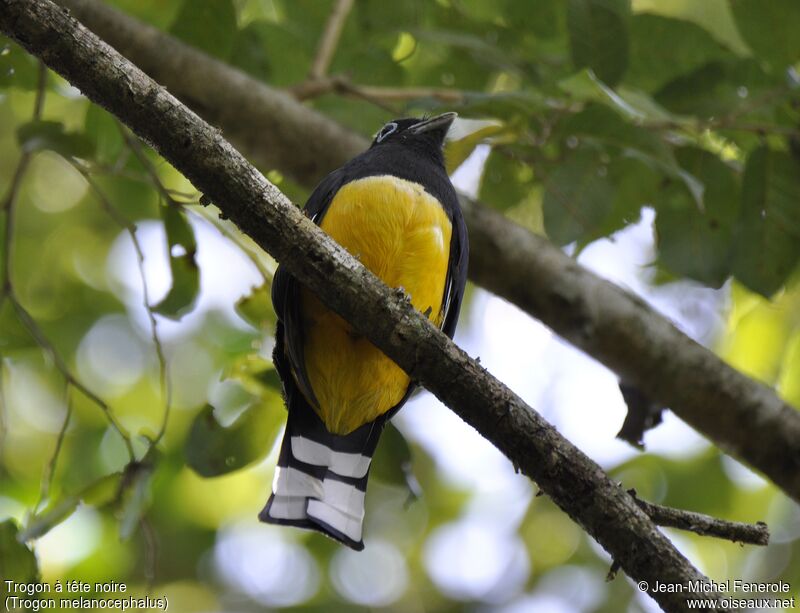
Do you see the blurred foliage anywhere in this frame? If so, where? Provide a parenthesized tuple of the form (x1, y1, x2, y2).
(1, 0, 800, 611)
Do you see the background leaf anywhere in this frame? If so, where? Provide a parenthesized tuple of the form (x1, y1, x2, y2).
(169, 0, 238, 60)
(567, 0, 631, 86)
(185, 396, 284, 478)
(84, 106, 124, 166)
(542, 147, 615, 245)
(19, 473, 124, 541)
(119, 463, 154, 540)
(371, 423, 420, 499)
(230, 21, 311, 86)
(478, 148, 533, 211)
(731, 146, 800, 297)
(655, 147, 741, 287)
(0, 37, 40, 90)
(234, 283, 275, 330)
(153, 205, 200, 319)
(729, 0, 800, 72)
(16, 121, 95, 159)
(0, 520, 39, 586)
(626, 14, 735, 93)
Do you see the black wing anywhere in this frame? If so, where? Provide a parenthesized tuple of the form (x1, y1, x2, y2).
(271, 168, 346, 410)
(441, 196, 469, 340)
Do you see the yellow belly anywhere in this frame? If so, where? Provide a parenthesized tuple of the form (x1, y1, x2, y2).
(300, 175, 452, 435)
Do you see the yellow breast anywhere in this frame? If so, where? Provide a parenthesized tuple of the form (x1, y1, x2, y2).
(300, 175, 452, 435)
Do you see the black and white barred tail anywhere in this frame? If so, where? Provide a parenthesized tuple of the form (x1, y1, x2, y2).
(259, 393, 385, 550)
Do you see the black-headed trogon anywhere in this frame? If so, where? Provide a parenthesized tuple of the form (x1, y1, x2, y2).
(259, 113, 468, 550)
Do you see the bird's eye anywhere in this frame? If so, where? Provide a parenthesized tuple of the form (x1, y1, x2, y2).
(376, 122, 398, 143)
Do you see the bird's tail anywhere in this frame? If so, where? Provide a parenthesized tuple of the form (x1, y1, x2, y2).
(259, 394, 385, 551)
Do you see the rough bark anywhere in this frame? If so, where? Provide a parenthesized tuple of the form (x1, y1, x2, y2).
(1, 1, 725, 610)
(51, 0, 800, 504)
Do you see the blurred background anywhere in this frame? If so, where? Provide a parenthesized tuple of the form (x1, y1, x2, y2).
(1, 0, 800, 611)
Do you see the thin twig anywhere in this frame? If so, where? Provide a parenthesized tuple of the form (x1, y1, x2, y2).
(113, 131, 182, 447)
(629, 490, 770, 546)
(0, 157, 29, 303)
(308, 0, 354, 80)
(79, 161, 200, 202)
(0, 358, 7, 471)
(1, 63, 47, 300)
(113, 126, 182, 449)
(74, 166, 172, 452)
(34, 388, 73, 515)
(353, 84, 465, 103)
(10, 297, 135, 459)
(118, 125, 178, 206)
(290, 74, 465, 105)
(140, 221, 171, 448)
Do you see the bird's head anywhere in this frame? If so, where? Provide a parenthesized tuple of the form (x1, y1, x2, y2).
(370, 112, 456, 159)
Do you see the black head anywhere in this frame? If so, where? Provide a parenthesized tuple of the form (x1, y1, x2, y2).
(369, 113, 456, 162)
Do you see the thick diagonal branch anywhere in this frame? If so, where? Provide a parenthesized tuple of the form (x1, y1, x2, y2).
(52, 0, 800, 504)
(1, 1, 724, 610)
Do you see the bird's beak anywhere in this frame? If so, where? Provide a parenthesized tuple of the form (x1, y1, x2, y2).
(409, 112, 457, 136)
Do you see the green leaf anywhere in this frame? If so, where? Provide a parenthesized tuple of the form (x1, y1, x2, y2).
(559, 104, 704, 205)
(559, 69, 677, 122)
(445, 124, 505, 174)
(730, 0, 800, 72)
(119, 463, 154, 540)
(234, 283, 274, 330)
(169, 0, 238, 60)
(655, 58, 780, 119)
(224, 354, 283, 396)
(505, 0, 567, 40)
(255, 367, 283, 395)
(82, 472, 124, 507)
(0, 37, 40, 90)
(655, 148, 740, 287)
(371, 423, 420, 498)
(229, 22, 273, 82)
(153, 205, 200, 320)
(230, 21, 312, 87)
(18, 473, 124, 542)
(84, 106, 124, 166)
(185, 397, 284, 478)
(542, 148, 616, 245)
(567, 0, 630, 86)
(411, 29, 523, 75)
(16, 121, 95, 159)
(420, 91, 547, 125)
(18, 498, 79, 542)
(731, 147, 800, 297)
(626, 14, 734, 93)
(478, 149, 533, 211)
(105, 0, 185, 29)
(0, 520, 39, 585)
(599, 156, 660, 237)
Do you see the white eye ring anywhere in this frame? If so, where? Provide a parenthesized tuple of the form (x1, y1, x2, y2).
(376, 122, 398, 142)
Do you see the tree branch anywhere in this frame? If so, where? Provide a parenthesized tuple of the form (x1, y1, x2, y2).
(289, 73, 466, 104)
(308, 0, 354, 80)
(630, 490, 769, 546)
(0, 2, 728, 610)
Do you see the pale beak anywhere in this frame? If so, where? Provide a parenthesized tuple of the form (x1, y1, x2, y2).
(409, 112, 457, 135)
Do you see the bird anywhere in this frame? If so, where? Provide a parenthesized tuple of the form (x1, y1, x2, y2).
(259, 112, 469, 550)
